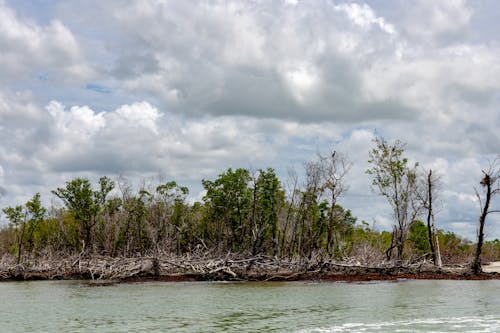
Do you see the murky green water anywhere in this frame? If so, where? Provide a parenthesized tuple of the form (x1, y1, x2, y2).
(1, 280, 499, 332)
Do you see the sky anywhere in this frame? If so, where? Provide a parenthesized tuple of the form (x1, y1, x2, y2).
(0, 0, 499, 240)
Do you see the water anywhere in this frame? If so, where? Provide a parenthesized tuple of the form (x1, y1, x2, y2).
(1, 280, 499, 332)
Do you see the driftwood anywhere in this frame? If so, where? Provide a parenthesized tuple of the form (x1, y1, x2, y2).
(0, 253, 493, 282)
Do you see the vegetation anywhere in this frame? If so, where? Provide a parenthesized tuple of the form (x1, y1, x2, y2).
(367, 137, 421, 263)
(0, 140, 498, 275)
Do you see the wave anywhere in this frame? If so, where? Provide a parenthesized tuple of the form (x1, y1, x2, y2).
(296, 316, 500, 333)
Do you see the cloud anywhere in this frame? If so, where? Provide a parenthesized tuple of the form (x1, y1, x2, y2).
(398, 0, 473, 43)
(35, 101, 296, 177)
(58, 0, 413, 122)
(1, 0, 499, 241)
(334, 3, 396, 34)
(0, 1, 91, 84)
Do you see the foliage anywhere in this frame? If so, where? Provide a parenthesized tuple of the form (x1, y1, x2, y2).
(407, 220, 431, 256)
(2, 193, 46, 263)
(0, 145, 490, 268)
(367, 137, 422, 261)
(52, 177, 114, 249)
(202, 168, 252, 251)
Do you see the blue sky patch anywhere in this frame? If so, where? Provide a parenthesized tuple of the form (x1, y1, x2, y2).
(85, 84, 112, 94)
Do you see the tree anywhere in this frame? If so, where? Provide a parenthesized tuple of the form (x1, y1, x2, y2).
(145, 181, 189, 255)
(296, 159, 324, 258)
(420, 169, 442, 266)
(52, 177, 114, 252)
(367, 137, 422, 263)
(408, 220, 430, 256)
(202, 168, 252, 251)
(250, 168, 284, 255)
(2, 193, 46, 264)
(317, 150, 351, 255)
(3, 205, 24, 264)
(281, 168, 299, 257)
(472, 158, 500, 274)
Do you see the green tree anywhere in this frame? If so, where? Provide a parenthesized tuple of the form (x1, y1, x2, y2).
(118, 195, 148, 256)
(408, 220, 430, 256)
(251, 168, 284, 254)
(367, 137, 422, 263)
(144, 181, 189, 255)
(202, 168, 252, 251)
(52, 177, 114, 252)
(2, 205, 24, 263)
(327, 205, 357, 257)
(2, 193, 46, 264)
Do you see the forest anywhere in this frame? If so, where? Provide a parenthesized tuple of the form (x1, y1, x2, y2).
(1, 137, 499, 278)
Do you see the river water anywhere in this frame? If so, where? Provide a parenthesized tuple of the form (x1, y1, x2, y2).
(1, 280, 499, 332)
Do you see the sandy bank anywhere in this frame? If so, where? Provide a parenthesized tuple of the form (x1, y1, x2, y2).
(482, 261, 500, 273)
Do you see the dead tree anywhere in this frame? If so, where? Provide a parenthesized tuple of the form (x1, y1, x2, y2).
(419, 169, 442, 266)
(472, 159, 500, 275)
(317, 150, 351, 256)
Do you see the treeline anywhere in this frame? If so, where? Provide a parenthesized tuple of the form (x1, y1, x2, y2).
(1, 139, 499, 268)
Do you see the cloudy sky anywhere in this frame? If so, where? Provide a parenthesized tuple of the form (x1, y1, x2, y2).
(0, 0, 499, 240)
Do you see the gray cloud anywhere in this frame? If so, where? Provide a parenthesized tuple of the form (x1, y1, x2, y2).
(0, 0, 499, 240)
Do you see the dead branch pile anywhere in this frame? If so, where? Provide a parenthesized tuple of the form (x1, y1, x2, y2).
(0, 252, 474, 282)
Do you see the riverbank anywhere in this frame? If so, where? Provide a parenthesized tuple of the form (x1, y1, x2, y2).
(1, 254, 498, 283)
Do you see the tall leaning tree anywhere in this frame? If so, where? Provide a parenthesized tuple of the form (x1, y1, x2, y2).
(472, 158, 500, 275)
(367, 137, 423, 263)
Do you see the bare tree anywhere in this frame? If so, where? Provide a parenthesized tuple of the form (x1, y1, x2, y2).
(419, 169, 442, 266)
(317, 150, 352, 255)
(472, 158, 500, 274)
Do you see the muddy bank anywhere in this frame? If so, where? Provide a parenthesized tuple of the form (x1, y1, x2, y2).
(0, 254, 498, 283)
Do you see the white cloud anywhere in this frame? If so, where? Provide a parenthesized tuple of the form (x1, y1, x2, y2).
(114, 102, 161, 134)
(47, 101, 106, 139)
(1, 0, 499, 241)
(280, 62, 320, 104)
(399, 0, 472, 43)
(0, 1, 91, 82)
(334, 3, 395, 34)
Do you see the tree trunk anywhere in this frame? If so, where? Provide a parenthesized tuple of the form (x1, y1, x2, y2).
(426, 170, 437, 264)
(432, 214, 442, 267)
(472, 175, 492, 275)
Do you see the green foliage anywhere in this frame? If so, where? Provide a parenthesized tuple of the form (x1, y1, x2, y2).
(2, 205, 24, 228)
(366, 136, 420, 261)
(367, 137, 409, 192)
(347, 223, 392, 260)
(0, 152, 484, 266)
(251, 168, 284, 254)
(2, 193, 46, 263)
(202, 168, 252, 250)
(438, 230, 473, 263)
(483, 239, 500, 262)
(408, 220, 431, 255)
(327, 205, 357, 257)
(52, 177, 114, 248)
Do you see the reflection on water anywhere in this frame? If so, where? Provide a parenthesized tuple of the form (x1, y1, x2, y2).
(0, 280, 499, 332)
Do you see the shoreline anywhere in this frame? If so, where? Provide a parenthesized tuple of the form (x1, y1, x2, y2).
(2, 272, 498, 284)
(1, 255, 499, 283)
